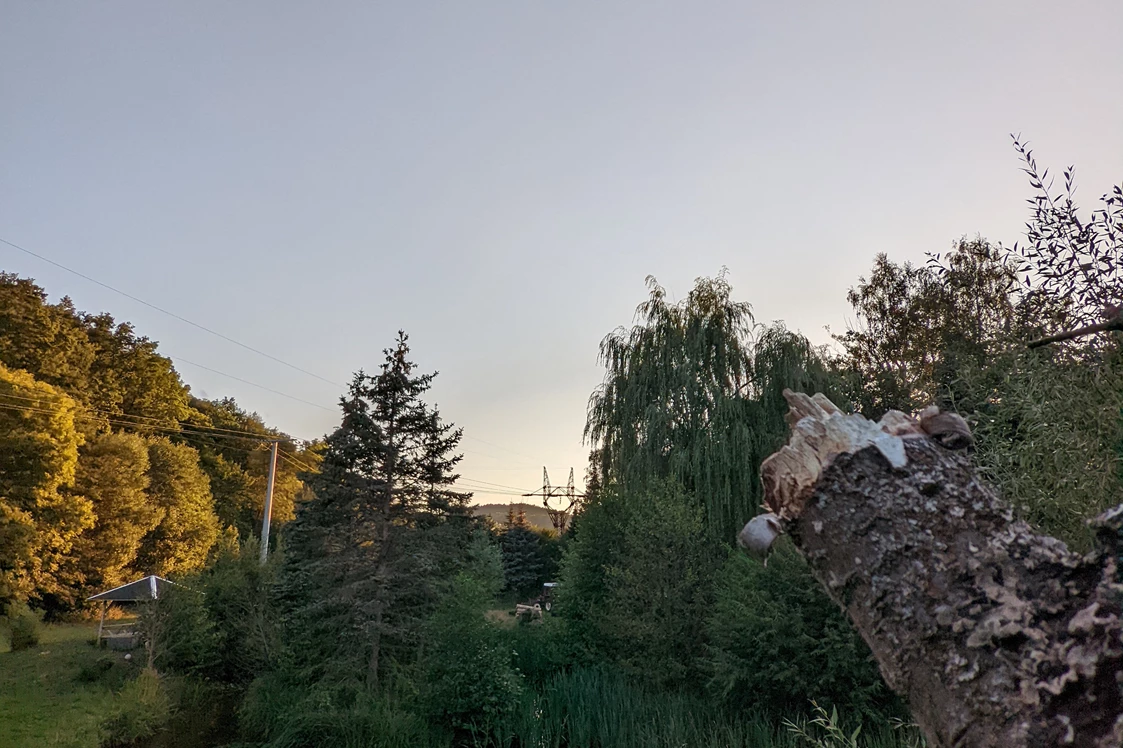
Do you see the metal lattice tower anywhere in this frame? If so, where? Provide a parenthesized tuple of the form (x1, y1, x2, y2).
(523, 467, 584, 534)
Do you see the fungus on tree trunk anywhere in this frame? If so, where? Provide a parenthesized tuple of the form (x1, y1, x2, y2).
(741, 390, 1123, 748)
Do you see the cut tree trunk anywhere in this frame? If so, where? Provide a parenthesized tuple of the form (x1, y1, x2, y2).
(746, 391, 1123, 748)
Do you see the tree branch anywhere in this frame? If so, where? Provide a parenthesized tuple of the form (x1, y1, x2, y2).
(1027, 312, 1123, 349)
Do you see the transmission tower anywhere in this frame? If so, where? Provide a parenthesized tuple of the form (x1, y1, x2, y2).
(523, 467, 584, 534)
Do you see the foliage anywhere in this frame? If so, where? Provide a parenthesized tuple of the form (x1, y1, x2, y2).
(499, 667, 917, 748)
(586, 273, 843, 540)
(277, 331, 472, 690)
(81, 312, 190, 429)
(0, 272, 312, 612)
(499, 524, 554, 597)
(962, 346, 1123, 549)
(181, 397, 312, 540)
(99, 668, 171, 748)
(6, 600, 42, 652)
(133, 437, 219, 577)
(786, 703, 925, 748)
(586, 272, 755, 539)
(785, 703, 865, 748)
(836, 232, 1123, 547)
(0, 273, 193, 432)
(146, 537, 280, 684)
(70, 432, 158, 592)
(559, 480, 723, 689)
(505, 620, 571, 688)
(0, 273, 96, 404)
(240, 672, 444, 748)
(464, 528, 505, 599)
(1007, 135, 1123, 331)
(0, 364, 91, 608)
(705, 544, 901, 721)
(835, 238, 1017, 418)
(420, 573, 525, 740)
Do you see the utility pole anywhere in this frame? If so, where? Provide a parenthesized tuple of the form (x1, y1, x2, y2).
(523, 467, 584, 534)
(260, 441, 278, 564)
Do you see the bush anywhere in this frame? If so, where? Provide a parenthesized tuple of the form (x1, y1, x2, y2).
(557, 480, 723, 689)
(142, 536, 280, 684)
(421, 573, 525, 741)
(6, 601, 41, 652)
(705, 543, 902, 722)
(75, 654, 137, 690)
(100, 668, 171, 747)
(241, 673, 443, 748)
(506, 622, 571, 688)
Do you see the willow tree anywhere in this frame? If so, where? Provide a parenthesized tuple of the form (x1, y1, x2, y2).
(585, 273, 840, 540)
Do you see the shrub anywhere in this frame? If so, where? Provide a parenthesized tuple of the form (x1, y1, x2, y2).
(100, 668, 171, 747)
(75, 654, 137, 690)
(421, 573, 525, 740)
(6, 601, 41, 652)
(240, 673, 443, 748)
(557, 480, 723, 689)
(705, 543, 903, 722)
(506, 622, 570, 688)
(142, 536, 280, 684)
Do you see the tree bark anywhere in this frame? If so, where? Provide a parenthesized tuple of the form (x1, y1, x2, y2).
(749, 391, 1123, 748)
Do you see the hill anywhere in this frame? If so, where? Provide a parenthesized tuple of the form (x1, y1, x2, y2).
(472, 502, 553, 531)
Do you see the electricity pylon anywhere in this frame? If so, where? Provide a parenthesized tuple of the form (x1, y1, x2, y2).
(523, 467, 584, 534)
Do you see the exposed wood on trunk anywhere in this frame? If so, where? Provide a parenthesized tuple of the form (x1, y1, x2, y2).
(745, 390, 1123, 748)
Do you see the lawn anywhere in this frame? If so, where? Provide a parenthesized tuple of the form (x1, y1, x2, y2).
(0, 621, 139, 748)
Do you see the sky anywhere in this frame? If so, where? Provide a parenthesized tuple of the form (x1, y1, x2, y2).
(2, 1, 1121, 504)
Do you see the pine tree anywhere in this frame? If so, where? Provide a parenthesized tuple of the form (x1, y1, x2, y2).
(500, 525, 545, 597)
(279, 332, 471, 689)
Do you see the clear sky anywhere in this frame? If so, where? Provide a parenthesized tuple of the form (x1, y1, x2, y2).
(2, 1, 1121, 503)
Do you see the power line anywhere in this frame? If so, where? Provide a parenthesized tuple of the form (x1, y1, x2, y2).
(0, 236, 546, 469)
(0, 236, 342, 387)
(172, 356, 336, 412)
(455, 477, 537, 492)
(0, 399, 281, 443)
(0, 390, 297, 441)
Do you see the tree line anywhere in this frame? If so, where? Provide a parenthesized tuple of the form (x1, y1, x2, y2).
(0, 274, 319, 614)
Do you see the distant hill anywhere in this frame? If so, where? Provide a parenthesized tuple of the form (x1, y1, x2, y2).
(473, 502, 553, 531)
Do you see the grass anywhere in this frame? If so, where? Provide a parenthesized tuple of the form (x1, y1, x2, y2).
(0, 621, 141, 748)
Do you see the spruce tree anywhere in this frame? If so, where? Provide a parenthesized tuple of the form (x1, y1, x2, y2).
(279, 332, 471, 689)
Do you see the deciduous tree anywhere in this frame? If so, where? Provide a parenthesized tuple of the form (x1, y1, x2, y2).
(0, 364, 91, 607)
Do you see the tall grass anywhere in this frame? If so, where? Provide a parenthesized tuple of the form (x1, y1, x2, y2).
(495, 668, 921, 748)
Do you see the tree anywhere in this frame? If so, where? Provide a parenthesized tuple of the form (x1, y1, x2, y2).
(1007, 135, 1123, 332)
(834, 238, 1017, 419)
(81, 312, 190, 429)
(586, 272, 841, 540)
(70, 432, 160, 592)
(133, 437, 219, 577)
(0, 364, 92, 607)
(706, 544, 899, 720)
(421, 573, 525, 740)
(558, 480, 723, 689)
(278, 332, 472, 690)
(499, 524, 549, 597)
(182, 397, 310, 540)
(834, 210, 1123, 549)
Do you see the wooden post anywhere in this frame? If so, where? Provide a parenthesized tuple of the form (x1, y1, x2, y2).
(96, 601, 108, 647)
(260, 441, 279, 564)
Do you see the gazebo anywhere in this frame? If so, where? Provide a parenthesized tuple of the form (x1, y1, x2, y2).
(88, 575, 177, 647)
